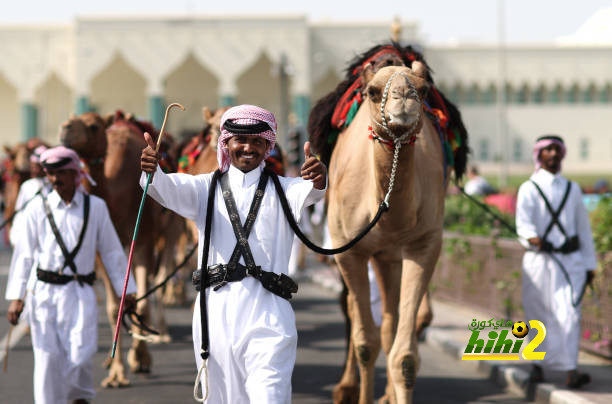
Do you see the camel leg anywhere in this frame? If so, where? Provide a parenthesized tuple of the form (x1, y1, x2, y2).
(128, 263, 153, 373)
(370, 254, 402, 404)
(335, 252, 379, 404)
(416, 291, 433, 339)
(95, 256, 130, 388)
(333, 279, 359, 404)
(152, 242, 174, 344)
(163, 222, 189, 307)
(388, 233, 442, 404)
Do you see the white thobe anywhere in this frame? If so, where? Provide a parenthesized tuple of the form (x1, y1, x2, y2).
(140, 163, 325, 404)
(516, 169, 597, 370)
(5, 188, 136, 404)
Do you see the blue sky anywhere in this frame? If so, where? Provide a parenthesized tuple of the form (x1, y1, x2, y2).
(2, 0, 612, 44)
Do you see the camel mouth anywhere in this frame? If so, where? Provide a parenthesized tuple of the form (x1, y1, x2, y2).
(380, 112, 422, 142)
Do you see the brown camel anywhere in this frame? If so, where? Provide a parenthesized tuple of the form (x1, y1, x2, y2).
(59, 111, 172, 386)
(326, 63, 451, 404)
(1, 138, 49, 238)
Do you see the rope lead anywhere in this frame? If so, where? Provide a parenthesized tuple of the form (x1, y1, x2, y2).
(193, 358, 209, 402)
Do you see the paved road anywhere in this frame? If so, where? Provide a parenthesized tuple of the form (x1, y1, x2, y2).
(0, 249, 526, 403)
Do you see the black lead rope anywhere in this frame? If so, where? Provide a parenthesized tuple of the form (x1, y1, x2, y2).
(266, 168, 389, 255)
(0, 187, 45, 231)
(456, 181, 590, 307)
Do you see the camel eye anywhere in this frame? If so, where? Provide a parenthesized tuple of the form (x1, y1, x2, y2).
(367, 86, 381, 102)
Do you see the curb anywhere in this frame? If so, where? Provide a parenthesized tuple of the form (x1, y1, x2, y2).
(424, 328, 597, 404)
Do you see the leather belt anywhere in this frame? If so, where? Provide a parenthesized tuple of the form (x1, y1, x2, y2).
(37, 268, 96, 286)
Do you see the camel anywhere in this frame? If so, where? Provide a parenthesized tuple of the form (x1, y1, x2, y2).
(309, 43, 469, 403)
(59, 111, 177, 386)
(1, 138, 49, 237)
(323, 62, 463, 404)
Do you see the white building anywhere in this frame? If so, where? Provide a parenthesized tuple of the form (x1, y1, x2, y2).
(0, 14, 610, 174)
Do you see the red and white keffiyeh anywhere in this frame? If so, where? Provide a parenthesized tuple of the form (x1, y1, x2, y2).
(217, 105, 277, 172)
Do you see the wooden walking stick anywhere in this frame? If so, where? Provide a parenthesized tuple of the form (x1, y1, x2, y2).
(111, 102, 185, 358)
(3, 325, 13, 372)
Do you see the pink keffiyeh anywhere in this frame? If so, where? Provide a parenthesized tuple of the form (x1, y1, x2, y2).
(30, 145, 48, 164)
(217, 105, 277, 172)
(40, 146, 94, 186)
(532, 135, 566, 170)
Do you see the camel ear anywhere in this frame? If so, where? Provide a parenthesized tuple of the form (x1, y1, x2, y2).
(70, 112, 76, 119)
(411, 61, 427, 79)
(3, 145, 12, 156)
(202, 107, 212, 122)
(361, 63, 376, 87)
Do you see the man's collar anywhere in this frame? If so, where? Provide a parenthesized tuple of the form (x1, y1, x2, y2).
(534, 168, 563, 184)
(47, 187, 83, 208)
(228, 163, 264, 188)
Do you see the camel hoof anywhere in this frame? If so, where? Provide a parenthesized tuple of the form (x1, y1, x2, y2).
(102, 356, 112, 369)
(127, 347, 152, 374)
(377, 395, 391, 404)
(100, 374, 130, 388)
(332, 383, 359, 404)
(149, 334, 172, 344)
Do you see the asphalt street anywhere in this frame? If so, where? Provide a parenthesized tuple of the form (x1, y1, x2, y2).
(0, 248, 526, 403)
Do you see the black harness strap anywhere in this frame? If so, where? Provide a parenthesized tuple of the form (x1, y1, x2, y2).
(220, 171, 269, 281)
(530, 180, 572, 241)
(41, 193, 90, 281)
(199, 170, 221, 362)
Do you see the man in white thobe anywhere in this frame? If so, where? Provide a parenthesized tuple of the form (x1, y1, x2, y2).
(5, 146, 136, 404)
(516, 135, 597, 389)
(140, 104, 326, 403)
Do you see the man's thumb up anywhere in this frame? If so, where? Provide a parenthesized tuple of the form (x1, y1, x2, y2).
(304, 141, 312, 160)
(144, 132, 156, 150)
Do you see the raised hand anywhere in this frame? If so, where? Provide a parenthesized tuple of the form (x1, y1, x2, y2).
(301, 141, 327, 190)
(141, 132, 160, 175)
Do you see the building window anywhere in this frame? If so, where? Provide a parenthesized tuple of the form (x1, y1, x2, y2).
(550, 83, 564, 103)
(532, 84, 546, 103)
(482, 83, 496, 104)
(516, 84, 529, 104)
(512, 138, 523, 162)
(479, 139, 489, 161)
(580, 138, 589, 160)
(583, 83, 597, 103)
(600, 84, 612, 103)
(567, 83, 580, 103)
(504, 83, 514, 103)
(466, 83, 480, 104)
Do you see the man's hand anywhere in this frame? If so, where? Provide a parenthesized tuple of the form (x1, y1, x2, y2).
(7, 299, 24, 326)
(141, 132, 160, 176)
(301, 142, 327, 190)
(527, 237, 542, 249)
(586, 270, 596, 286)
(124, 294, 137, 313)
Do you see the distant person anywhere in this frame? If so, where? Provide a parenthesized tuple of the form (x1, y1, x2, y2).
(5, 146, 136, 404)
(464, 166, 496, 196)
(593, 179, 610, 194)
(516, 135, 597, 389)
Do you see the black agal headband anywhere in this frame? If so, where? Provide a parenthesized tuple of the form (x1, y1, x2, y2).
(222, 120, 272, 135)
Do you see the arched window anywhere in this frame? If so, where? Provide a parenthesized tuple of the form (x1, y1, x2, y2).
(479, 139, 489, 161)
(516, 83, 530, 104)
(549, 83, 564, 103)
(600, 83, 612, 103)
(513, 138, 523, 162)
(482, 83, 496, 104)
(466, 83, 480, 104)
(532, 84, 546, 103)
(583, 83, 597, 103)
(449, 83, 464, 104)
(504, 83, 514, 103)
(567, 83, 580, 103)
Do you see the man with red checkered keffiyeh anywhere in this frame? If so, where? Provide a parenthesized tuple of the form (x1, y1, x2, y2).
(141, 104, 326, 402)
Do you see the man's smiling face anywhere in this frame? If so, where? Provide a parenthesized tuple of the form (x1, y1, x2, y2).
(227, 135, 268, 173)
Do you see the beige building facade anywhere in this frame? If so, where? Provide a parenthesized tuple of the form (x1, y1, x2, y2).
(0, 15, 611, 173)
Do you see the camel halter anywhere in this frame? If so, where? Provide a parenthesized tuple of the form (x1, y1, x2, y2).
(372, 70, 422, 207)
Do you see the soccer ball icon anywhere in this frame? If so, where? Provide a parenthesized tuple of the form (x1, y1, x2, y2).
(512, 321, 529, 338)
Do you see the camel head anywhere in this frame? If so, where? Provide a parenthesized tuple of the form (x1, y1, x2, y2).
(202, 106, 230, 151)
(59, 112, 108, 163)
(363, 64, 429, 141)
